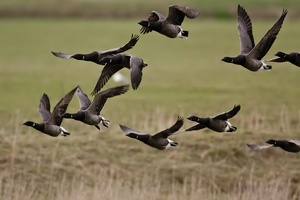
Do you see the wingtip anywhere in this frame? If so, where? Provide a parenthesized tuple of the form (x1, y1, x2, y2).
(119, 124, 129, 134)
(282, 9, 288, 15)
(131, 34, 140, 40)
(234, 104, 241, 110)
(90, 90, 97, 96)
(177, 115, 185, 122)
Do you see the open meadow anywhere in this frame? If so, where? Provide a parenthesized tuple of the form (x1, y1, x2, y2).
(1, 5, 300, 200)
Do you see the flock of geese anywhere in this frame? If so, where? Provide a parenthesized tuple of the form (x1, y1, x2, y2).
(23, 4, 300, 153)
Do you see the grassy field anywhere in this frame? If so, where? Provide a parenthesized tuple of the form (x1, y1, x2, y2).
(1, 0, 300, 18)
(1, 15, 300, 199)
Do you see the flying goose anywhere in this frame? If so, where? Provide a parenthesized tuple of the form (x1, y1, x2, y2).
(23, 86, 77, 137)
(138, 5, 199, 39)
(266, 51, 300, 67)
(119, 116, 184, 150)
(51, 34, 139, 65)
(91, 53, 148, 95)
(221, 5, 288, 71)
(247, 139, 300, 153)
(185, 105, 241, 133)
(62, 84, 129, 130)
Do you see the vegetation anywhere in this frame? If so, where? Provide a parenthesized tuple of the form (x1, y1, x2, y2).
(1, 0, 300, 18)
(1, 6, 300, 200)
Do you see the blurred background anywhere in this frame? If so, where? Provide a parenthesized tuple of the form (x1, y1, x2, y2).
(1, 0, 300, 18)
(1, 0, 300, 199)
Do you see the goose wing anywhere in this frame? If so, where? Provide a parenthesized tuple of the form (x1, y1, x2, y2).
(153, 116, 184, 138)
(248, 9, 287, 60)
(88, 84, 129, 115)
(119, 124, 151, 142)
(140, 11, 166, 34)
(167, 5, 199, 25)
(265, 57, 287, 63)
(185, 124, 206, 132)
(100, 34, 140, 58)
(130, 55, 146, 90)
(47, 86, 77, 126)
(51, 51, 74, 59)
(288, 140, 300, 146)
(119, 124, 147, 135)
(75, 86, 91, 111)
(237, 5, 255, 54)
(213, 105, 241, 120)
(247, 144, 273, 150)
(90, 63, 124, 96)
(38, 93, 51, 123)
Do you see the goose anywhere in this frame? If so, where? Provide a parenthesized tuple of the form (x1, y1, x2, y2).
(221, 5, 287, 71)
(247, 139, 300, 153)
(185, 105, 241, 133)
(119, 116, 184, 150)
(51, 34, 139, 65)
(23, 86, 77, 137)
(62, 84, 129, 130)
(138, 5, 199, 39)
(266, 51, 300, 67)
(91, 53, 147, 95)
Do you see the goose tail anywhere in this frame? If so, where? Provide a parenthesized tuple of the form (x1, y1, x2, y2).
(182, 30, 189, 37)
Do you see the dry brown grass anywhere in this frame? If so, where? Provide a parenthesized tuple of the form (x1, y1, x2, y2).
(1, 108, 300, 199)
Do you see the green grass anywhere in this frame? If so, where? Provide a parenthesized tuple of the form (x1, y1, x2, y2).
(1, 18, 300, 199)
(1, 0, 300, 18)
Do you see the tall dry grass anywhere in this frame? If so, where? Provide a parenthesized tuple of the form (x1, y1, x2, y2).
(0, 171, 299, 200)
(0, 108, 300, 199)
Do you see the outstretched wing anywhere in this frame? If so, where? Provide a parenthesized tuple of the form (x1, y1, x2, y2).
(213, 105, 241, 120)
(237, 5, 255, 54)
(38, 93, 51, 123)
(130, 56, 146, 90)
(248, 9, 288, 60)
(185, 124, 206, 132)
(90, 63, 124, 96)
(288, 140, 300, 146)
(119, 124, 151, 142)
(88, 84, 129, 115)
(167, 5, 199, 25)
(265, 57, 287, 63)
(119, 124, 146, 135)
(75, 86, 91, 111)
(47, 86, 77, 126)
(247, 144, 273, 150)
(153, 116, 184, 138)
(100, 34, 140, 58)
(51, 51, 74, 59)
(140, 11, 166, 34)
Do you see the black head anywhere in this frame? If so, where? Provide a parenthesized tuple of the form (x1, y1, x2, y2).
(127, 133, 150, 144)
(23, 121, 44, 132)
(275, 51, 287, 58)
(266, 139, 277, 145)
(72, 54, 85, 60)
(73, 52, 99, 63)
(222, 55, 246, 65)
(23, 121, 35, 127)
(187, 116, 199, 122)
(221, 57, 234, 63)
